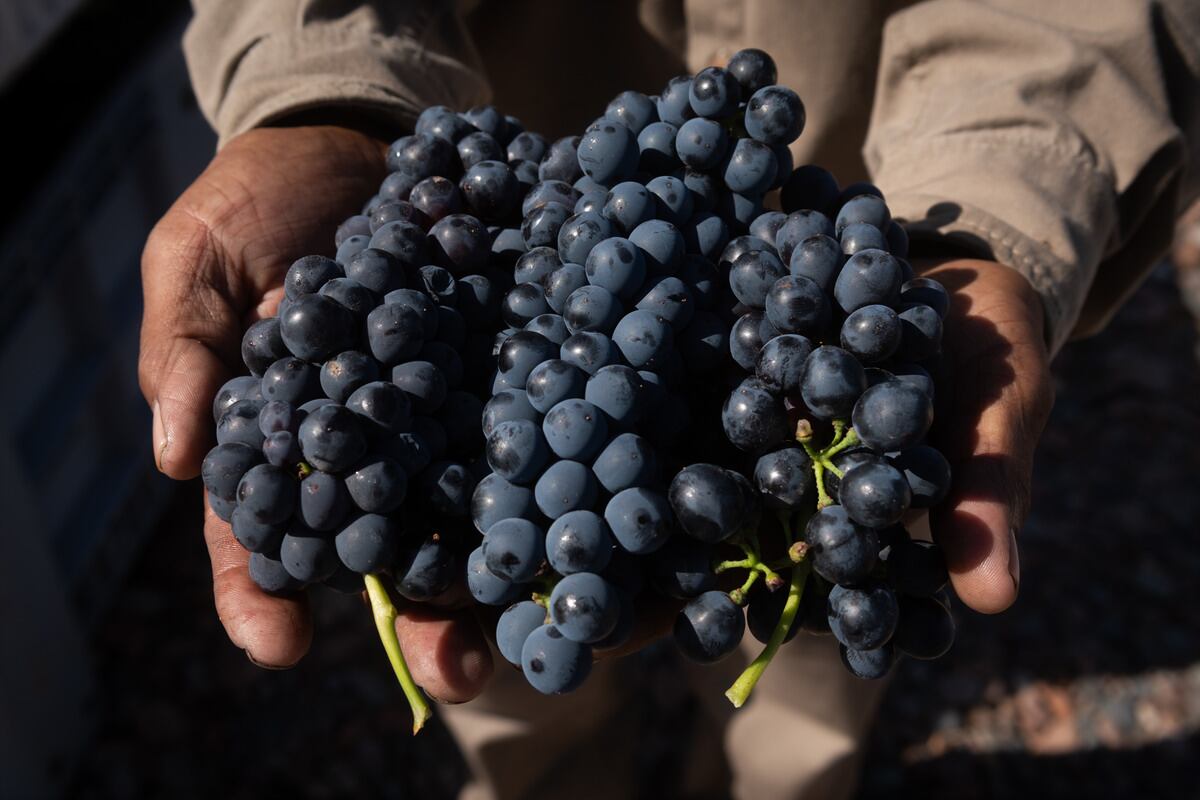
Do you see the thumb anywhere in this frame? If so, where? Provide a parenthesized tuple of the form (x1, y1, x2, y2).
(925, 261, 1055, 614)
(139, 210, 242, 479)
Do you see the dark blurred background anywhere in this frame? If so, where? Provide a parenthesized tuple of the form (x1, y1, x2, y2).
(3, 3, 1199, 798)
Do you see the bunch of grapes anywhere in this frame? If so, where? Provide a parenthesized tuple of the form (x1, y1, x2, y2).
(199, 46, 961, 730)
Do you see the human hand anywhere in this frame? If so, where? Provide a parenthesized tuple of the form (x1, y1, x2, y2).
(138, 125, 493, 701)
(918, 259, 1054, 614)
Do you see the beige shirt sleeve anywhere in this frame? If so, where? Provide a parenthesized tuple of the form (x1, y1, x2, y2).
(864, 0, 1200, 353)
(183, 0, 490, 148)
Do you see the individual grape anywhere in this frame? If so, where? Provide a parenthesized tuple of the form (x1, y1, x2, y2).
(606, 90, 658, 133)
(497, 600, 548, 666)
(749, 210, 787, 247)
(280, 525, 339, 583)
(457, 131, 504, 170)
(755, 333, 813, 396)
(833, 249, 903, 313)
(900, 277, 950, 318)
(502, 282, 552, 327)
(839, 222, 888, 256)
(482, 389, 539, 437)
(365, 302, 425, 366)
(471, 472, 537, 534)
(524, 313, 571, 345)
(689, 66, 741, 118)
(560, 331, 621, 375)
(202, 442, 263, 501)
(208, 493, 237, 522)
(840, 304, 901, 364)
(343, 456, 407, 514)
(370, 200, 430, 234)
(823, 449, 886, 499)
(716, 190, 763, 234)
(236, 464, 295, 525)
(801, 346, 868, 420)
(344, 248, 404, 295)
(604, 487, 673, 554)
(467, 545, 523, 605)
(839, 460, 912, 528)
(682, 167, 720, 211)
(543, 398, 608, 461)
(729, 249, 787, 309)
(511, 246, 560, 287)
(585, 237, 647, 301)
(675, 118, 728, 170)
(485, 418, 549, 484)
(336, 214, 372, 246)
(612, 309, 673, 370)
(276, 449, 335, 521)
(231, 505, 285, 553)
(576, 119, 638, 184)
(248, 550, 303, 595)
(681, 212, 729, 262)
(583, 365, 644, 426)
(851, 379, 934, 452)
(835, 193, 890, 237)
(278, 294, 358, 363)
(635, 277, 694, 332)
(722, 138, 777, 195)
(259, 358, 318, 406)
(334, 513, 398, 574)
(297, 404, 367, 473)
(894, 595, 955, 660)
(674, 590, 745, 663)
(369, 220, 430, 266)
(521, 202, 571, 250)
(549, 572, 619, 644)
(522, 359, 584, 415)
(650, 536, 716, 599)
(804, 506, 879, 585)
(497, 330, 558, 388)
(521, 625, 592, 694)
(600, 181, 654, 233)
(753, 447, 815, 511)
(727, 48, 777, 94)
(629, 219, 685, 275)
(345, 380, 411, 437)
(545, 510, 614, 575)
(213, 375, 262, 423)
(563, 285, 623, 334)
(428, 213, 491, 274)
(656, 75, 695, 126)
(557, 212, 613, 266)
(636, 121, 680, 174)
(423, 458, 476, 515)
(897, 303, 943, 361)
(241, 318, 288, 377)
(722, 378, 790, 454)
(840, 643, 895, 679)
(507, 131, 548, 163)
(284, 255, 342, 300)
(744, 85, 804, 144)
(460, 160, 521, 222)
(764, 274, 829, 336)
(217, 400, 267, 448)
(668, 463, 744, 543)
(827, 582, 899, 651)
(387, 131, 459, 177)
(534, 459, 599, 519)
(891, 445, 952, 509)
(886, 539, 950, 597)
(483, 517, 545, 584)
(318, 351, 379, 403)
(393, 531, 456, 601)
(574, 190, 606, 215)
(406, 176, 462, 223)
(463, 105, 506, 139)
(523, 180, 582, 218)
(730, 311, 781, 371)
(775, 210, 836, 265)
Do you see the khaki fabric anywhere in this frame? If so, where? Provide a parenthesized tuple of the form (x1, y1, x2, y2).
(184, 0, 1200, 354)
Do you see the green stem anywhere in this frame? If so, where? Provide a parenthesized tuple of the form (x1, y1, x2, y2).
(812, 459, 834, 508)
(729, 569, 762, 605)
(364, 573, 432, 735)
(714, 557, 755, 575)
(822, 427, 860, 459)
(725, 560, 811, 708)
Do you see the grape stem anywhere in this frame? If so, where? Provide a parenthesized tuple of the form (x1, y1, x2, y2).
(725, 559, 811, 708)
(364, 573, 432, 735)
(801, 420, 860, 509)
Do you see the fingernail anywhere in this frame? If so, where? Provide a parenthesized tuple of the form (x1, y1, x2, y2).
(152, 400, 168, 472)
(246, 650, 289, 671)
(1007, 526, 1020, 593)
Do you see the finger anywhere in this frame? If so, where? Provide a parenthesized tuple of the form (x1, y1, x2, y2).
(395, 606, 494, 703)
(925, 262, 1054, 614)
(204, 494, 313, 666)
(140, 211, 243, 479)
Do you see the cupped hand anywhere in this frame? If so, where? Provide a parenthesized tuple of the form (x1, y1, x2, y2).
(918, 259, 1055, 614)
(138, 125, 493, 701)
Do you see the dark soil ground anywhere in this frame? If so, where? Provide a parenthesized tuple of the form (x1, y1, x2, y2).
(68, 263, 1200, 800)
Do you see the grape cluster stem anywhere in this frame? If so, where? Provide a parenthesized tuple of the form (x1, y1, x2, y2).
(725, 558, 811, 708)
(364, 573, 432, 734)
